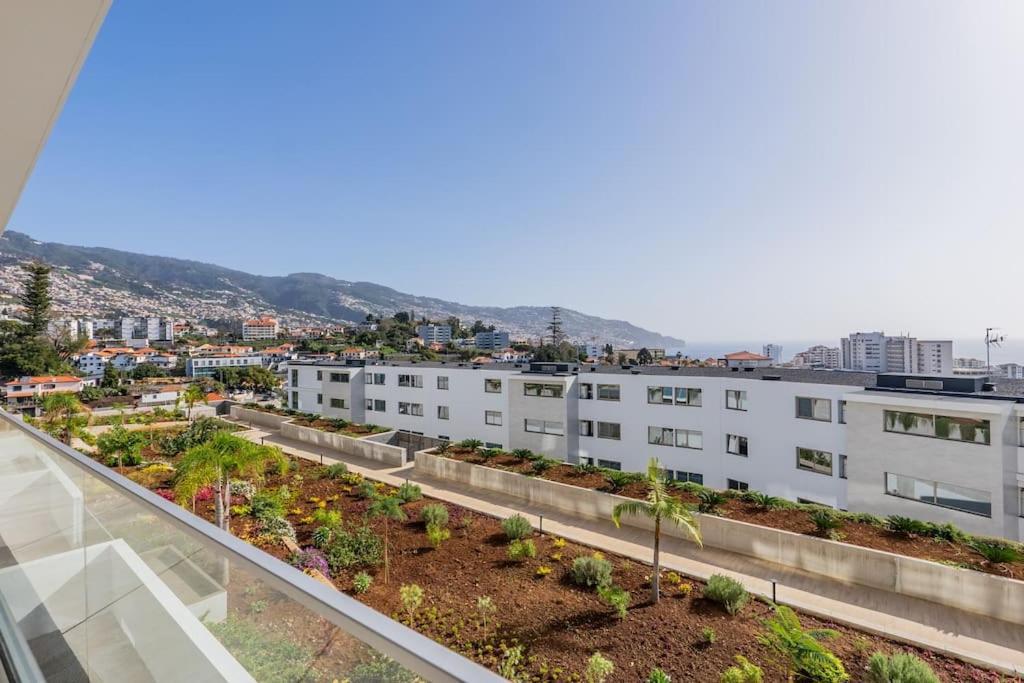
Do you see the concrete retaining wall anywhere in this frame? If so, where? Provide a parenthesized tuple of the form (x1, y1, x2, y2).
(229, 406, 292, 430)
(415, 450, 1024, 625)
(281, 422, 406, 467)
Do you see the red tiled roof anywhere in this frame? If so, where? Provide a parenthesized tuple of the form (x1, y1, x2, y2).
(724, 351, 770, 361)
(4, 375, 82, 386)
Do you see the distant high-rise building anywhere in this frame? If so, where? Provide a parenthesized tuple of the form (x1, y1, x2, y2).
(474, 330, 510, 350)
(120, 316, 174, 342)
(762, 344, 783, 365)
(416, 324, 452, 345)
(792, 345, 841, 369)
(242, 316, 279, 341)
(840, 332, 951, 374)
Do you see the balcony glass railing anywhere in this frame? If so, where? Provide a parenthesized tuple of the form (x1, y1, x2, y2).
(0, 409, 502, 682)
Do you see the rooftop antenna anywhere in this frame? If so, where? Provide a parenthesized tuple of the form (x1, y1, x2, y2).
(984, 327, 1005, 372)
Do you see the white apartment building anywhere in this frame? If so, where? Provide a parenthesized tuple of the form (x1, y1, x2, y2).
(417, 325, 452, 345)
(49, 318, 94, 340)
(792, 345, 841, 369)
(286, 360, 1024, 540)
(120, 316, 174, 343)
(1000, 363, 1024, 380)
(186, 354, 263, 377)
(762, 344, 783, 365)
(841, 332, 952, 374)
(474, 331, 510, 350)
(242, 316, 279, 341)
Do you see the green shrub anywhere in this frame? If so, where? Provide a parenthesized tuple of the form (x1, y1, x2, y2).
(352, 571, 373, 594)
(531, 458, 556, 474)
(326, 525, 383, 572)
(208, 617, 317, 683)
(604, 470, 643, 490)
(758, 605, 846, 683)
(420, 504, 449, 528)
(257, 515, 296, 541)
(848, 512, 885, 527)
(457, 438, 482, 450)
(355, 480, 378, 500)
(435, 441, 451, 454)
(251, 486, 291, 521)
(866, 651, 939, 683)
(697, 489, 728, 514)
(501, 514, 532, 540)
(426, 523, 450, 548)
(647, 669, 672, 683)
(322, 462, 349, 479)
(704, 574, 749, 615)
(311, 508, 342, 529)
(745, 491, 785, 510)
(584, 652, 614, 683)
(478, 448, 501, 459)
(701, 626, 717, 644)
(719, 655, 763, 683)
(399, 583, 424, 618)
(597, 584, 630, 619)
(511, 448, 534, 460)
(575, 462, 600, 474)
(925, 522, 965, 543)
(311, 525, 333, 549)
(348, 654, 417, 683)
(507, 539, 537, 561)
(570, 555, 613, 590)
(886, 516, 928, 536)
(396, 482, 422, 503)
(810, 509, 843, 537)
(969, 539, 1021, 564)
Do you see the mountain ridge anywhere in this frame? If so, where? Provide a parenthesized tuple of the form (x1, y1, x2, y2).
(0, 230, 685, 348)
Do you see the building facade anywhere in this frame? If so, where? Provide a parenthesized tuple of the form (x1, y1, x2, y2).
(474, 331, 511, 350)
(242, 317, 279, 341)
(841, 333, 952, 374)
(186, 354, 264, 377)
(416, 325, 452, 345)
(285, 360, 1024, 540)
(792, 345, 841, 369)
(762, 344, 783, 365)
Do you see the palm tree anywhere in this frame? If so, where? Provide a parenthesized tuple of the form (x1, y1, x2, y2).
(611, 457, 702, 603)
(367, 495, 406, 585)
(39, 392, 91, 445)
(182, 383, 207, 421)
(174, 432, 286, 533)
(97, 424, 145, 474)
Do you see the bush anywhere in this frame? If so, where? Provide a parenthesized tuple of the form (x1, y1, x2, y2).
(326, 525, 383, 573)
(719, 655, 763, 683)
(704, 574, 749, 615)
(501, 514, 532, 540)
(810, 509, 843, 537)
(396, 482, 422, 503)
(886, 516, 929, 537)
(507, 539, 537, 561)
(251, 486, 291, 521)
(290, 548, 329, 575)
(348, 654, 417, 683)
(322, 462, 349, 479)
(969, 539, 1021, 564)
(570, 555, 613, 590)
(435, 441, 451, 454)
(531, 458, 556, 475)
(399, 583, 424, 618)
(457, 438, 483, 450)
(511, 448, 534, 460)
(585, 652, 614, 683)
(866, 651, 939, 683)
(420, 504, 449, 528)
(311, 508, 342, 529)
(352, 571, 373, 594)
(229, 479, 255, 500)
(426, 523, 450, 549)
(355, 480, 378, 500)
(697, 489, 727, 514)
(701, 626, 717, 644)
(105, 451, 142, 468)
(258, 515, 296, 541)
(209, 617, 317, 682)
(648, 669, 672, 683)
(604, 470, 643, 490)
(597, 584, 630, 619)
(745, 491, 785, 510)
(311, 525, 333, 549)
(478, 448, 501, 460)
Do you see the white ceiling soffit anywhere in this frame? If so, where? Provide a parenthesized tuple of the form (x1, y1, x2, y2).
(0, 0, 111, 235)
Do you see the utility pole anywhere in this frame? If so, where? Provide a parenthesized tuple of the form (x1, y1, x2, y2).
(984, 327, 1005, 372)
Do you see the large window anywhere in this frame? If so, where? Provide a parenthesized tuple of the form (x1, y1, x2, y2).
(838, 400, 847, 424)
(839, 454, 847, 479)
(667, 470, 703, 485)
(675, 429, 703, 450)
(648, 426, 674, 446)
(485, 410, 502, 426)
(726, 434, 748, 457)
(727, 479, 749, 492)
(796, 447, 833, 476)
(883, 410, 991, 445)
(317, 394, 323, 405)
(597, 421, 621, 440)
(366, 373, 385, 385)
(484, 378, 502, 393)
(365, 399, 386, 412)
(524, 383, 564, 398)
(579, 420, 594, 437)
(885, 473, 991, 517)
(676, 387, 702, 406)
(648, 386, 701, 406)
(437, 376, 449, 390)
(597, 384, 620, 401)
(795, 397, 831, 422)
(579, 382, 593, 399)
(329, 372, 350, 383)
(598, 459, 622, 471)
(290, 369, 298, 385)
(398, 374, 423, 388)
(648, 387, 674, 405)
(398, 402, 423, 416)
(437, 405, 449, 420)
(330, 398, 347, 409)
(524, 419, 564, 436)
(646, 426, 703, 450)
(290, 391, 298, 409)
(726, 390, 747, 411)
(316, 370, 322, 381)
(1019, 417, 1024, 446)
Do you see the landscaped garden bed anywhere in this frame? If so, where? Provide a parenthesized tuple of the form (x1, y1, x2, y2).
(239, 403, 390, 437)
(433, 442, 1024, 581)
(98, 426, 1010, 682)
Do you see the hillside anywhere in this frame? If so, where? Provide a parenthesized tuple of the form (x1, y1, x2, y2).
(0, 230, 685, 348)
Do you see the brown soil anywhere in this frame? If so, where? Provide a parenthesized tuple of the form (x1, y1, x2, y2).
(442, 449, 1024, 581)
(115, 454, 1009, 682)
(245, 405, 387, 437)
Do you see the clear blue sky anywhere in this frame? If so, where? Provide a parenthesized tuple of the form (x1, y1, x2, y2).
(10, 1, 1024, 343)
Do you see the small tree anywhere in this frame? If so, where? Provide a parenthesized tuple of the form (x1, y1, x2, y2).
(174, 432, 286, 534)
(40, 392, 91, 445)
(97, 424, 145, 473)
(367, 495, 406, 585)
(611, 458, 702, 603)
(182, 383, 207, 420)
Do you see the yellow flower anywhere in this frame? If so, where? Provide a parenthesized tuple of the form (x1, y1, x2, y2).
(592, 551, 604, 561)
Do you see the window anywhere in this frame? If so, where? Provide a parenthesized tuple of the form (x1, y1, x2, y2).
(647, 386, 674, 405)
(839, 454, 847, 479)
(437, 376, 449, 390)
(398, 374, 423, 388)
(398, 402, 423, 416)
(883, 410, 991, 445)
(330, 398, 347, 409)
(885, 473, 991, 517)
(675, 429, 703, 450)
(437, 405, 449, 420)
(316, 370, 323, 381)
(485, 378, 502, 393)
(525, 419, 564, 435)
(597, 384, 620, 401)
(676, 387, 702, 406)
(579, 420, 594, 437)
(648, 426, 674, 446)
(597, 421, 621, 440)
(316, 393, 323, 405)
(796, 447, 833, 476)
(579, 382, 593, 399)
(290, 369, 298, 385)
(1019, 487, 1024, 518)
(598, 459, 622, 471)
(524, 382, 564, 398)
(365, 372, 385, 385)
(727, 479, 749, 492)
(838, 400, 847, 424)
(485, 410, 502, 426)
(726, 390, 747, 411)
(329, 372, 350, 383)
(485, 442, 502, 449)
(796, 397, 831, 422)
(290, 391, 298, 409)
(726, 434, 748, 457)
(365, 399, 386, 412)
(667, 470, 703, 485)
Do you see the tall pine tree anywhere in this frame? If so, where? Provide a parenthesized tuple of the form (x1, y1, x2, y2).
(19, 262, 52, 336)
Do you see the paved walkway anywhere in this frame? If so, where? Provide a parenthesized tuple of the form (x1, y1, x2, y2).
(237, 424, 1024, 676)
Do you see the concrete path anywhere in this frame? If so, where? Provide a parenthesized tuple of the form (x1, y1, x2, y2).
(236, 424, 1024, 676)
